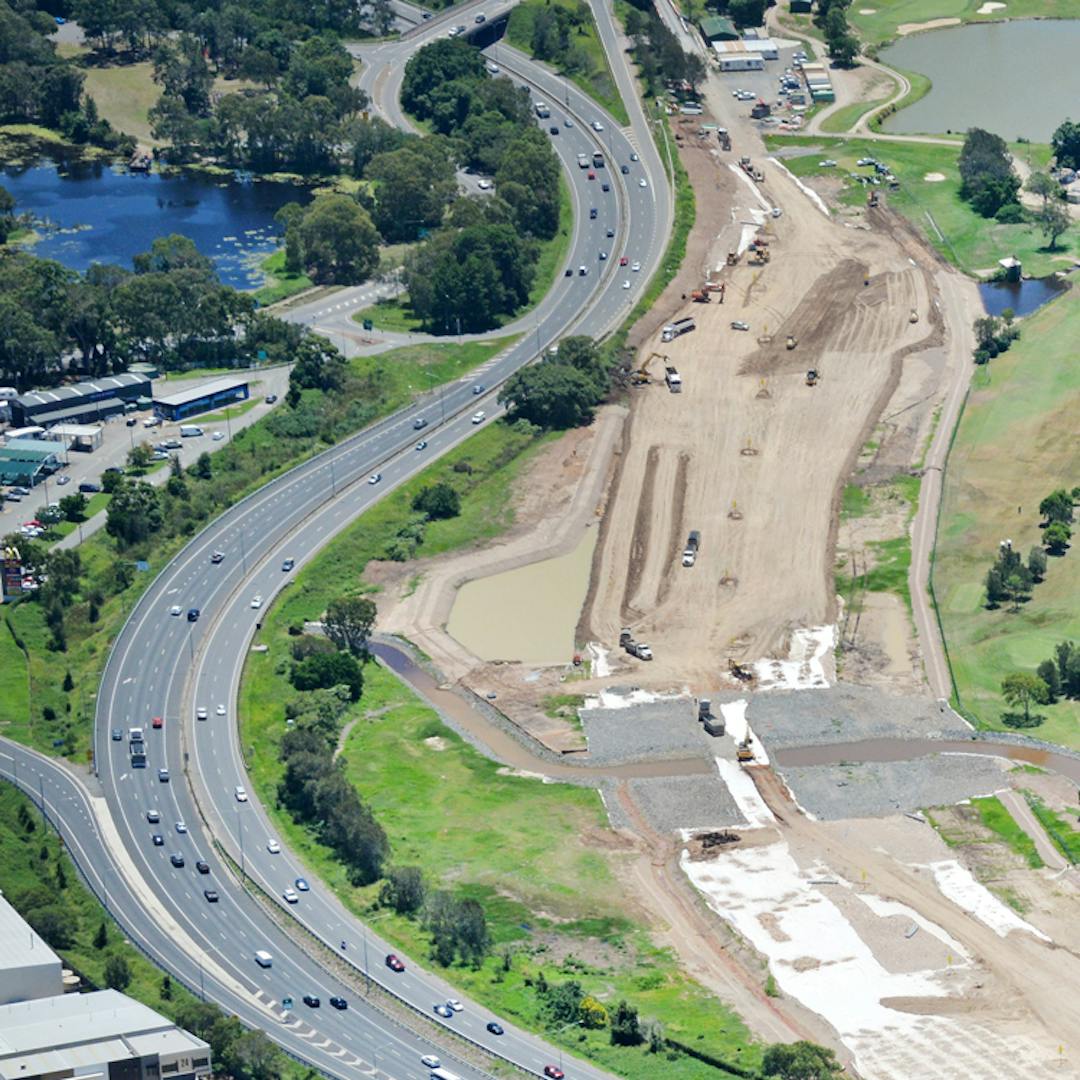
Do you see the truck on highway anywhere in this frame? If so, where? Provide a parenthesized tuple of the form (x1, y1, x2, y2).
(179, 425, 203, 438)
(682, 530, 700, 566)
(534, 101, 550, 119)
(592, 150, 604, 168)
(430, 1071, 462, 1080)
(129, 738, 146, 768)
(661, 317, 695, 343)
(665, 365, 682, 393)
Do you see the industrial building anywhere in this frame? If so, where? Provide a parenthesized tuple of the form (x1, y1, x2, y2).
(0, 439, 61, 488)
(712, 46, 765, 71)
(8, 374, 152, 429)
(0, 891, 64, 1005)
(153, 376, 250, 422)
(45, 422, 104, 453)
(0, 990, 212, 1080)
(699, 14, 738, 42)
(800, 61, 836, 101)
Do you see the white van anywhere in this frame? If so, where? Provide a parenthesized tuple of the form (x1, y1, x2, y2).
(180, 425, 203, 438)
(430, 1070, 462, 1080)
(254, 950, 273, 968)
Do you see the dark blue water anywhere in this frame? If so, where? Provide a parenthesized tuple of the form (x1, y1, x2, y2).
(2, 160, 310, 289)
(978, 277, 1068, 318)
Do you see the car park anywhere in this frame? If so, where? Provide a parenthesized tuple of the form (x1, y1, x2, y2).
(368, 473, 381, 485)
(152, 833, 164, 846)
(204, 889, 219, 902)
(486, 1022, 504, 1035)
(112, 728, 123, 741)
(196, 860, 209, 874)
(283, 888, 299, 904)
(433, 1003, 453, 1018)
(147, 810, 160, 823)
(170, 853, 184, 868)
(267, 839, 281, 854)
(235, 786, 248, 802)
(211, 551, 225, 563)
(330, 997, 348, 1010)
(386, 954, 406, 972)
(471, 411, 485, 424)
(303, 995, 320, 1007)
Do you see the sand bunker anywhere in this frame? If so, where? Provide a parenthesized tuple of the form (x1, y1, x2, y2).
(924, 172, 947, 182)
(897, 17, 961, 33)
(977, 1, 1005, 12)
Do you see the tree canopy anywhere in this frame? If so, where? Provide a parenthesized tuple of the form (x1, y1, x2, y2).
(1051, 118, 1080, 171)
(958, 128, 1020, 217)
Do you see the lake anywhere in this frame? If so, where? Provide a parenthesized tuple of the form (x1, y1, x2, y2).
(2, 160, 310, 289)
(879, 20, 1080, 143)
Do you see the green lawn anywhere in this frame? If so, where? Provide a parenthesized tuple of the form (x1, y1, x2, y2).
(820, 96, 891, 134)
(252, 249, 313, 306)
(850, 0, 1080, 47)
(971, 796, 1044, 869)
(353, 295, 427, 334)
(766, 134, 1080, 277)
(506, 0, 630, 126)
(190, 398, 259, 425)
(80, 60, 160, 145)
(238, 422, 761, 1077)
(934, 287, 1080, 746)
(50, 492, 112, 540)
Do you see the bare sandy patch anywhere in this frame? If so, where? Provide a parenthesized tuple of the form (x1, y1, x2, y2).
(424, 735, 449, 751)
(924, 171, 947, 182)
(977, 1, 1005, 12)
(897, 17, 961, 33)
(858, 7, 876, 13)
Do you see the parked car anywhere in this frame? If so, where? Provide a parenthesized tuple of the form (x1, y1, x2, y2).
(56, 475, 70, 485)
(265, 394, 278, 404)
(731, 321, 750, 331)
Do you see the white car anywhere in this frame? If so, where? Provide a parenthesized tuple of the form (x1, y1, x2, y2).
(250, 595, 262, 609)
(630, 152, 638, 161)
(631, 261, 641, 272)
(477, 179, 493, 190)
(211, 431, 224, 441)
(235, 786, 248, 802)
(471, 411, 485, 425)
(447, 999, 463, 1012)
(818, 159, 837, 167)
(420, 1056, 441, 1070)
(368, 473, 381, 485)
(486, 62, 500, 73)
(267, 839, 281, 854)
(196, 706, 208, 721)
(143, 416, 161, 428)
(175, 821, 187, 833)
(56, 475, 71, 485)
(216, 704, 226, 716)
(771, 207, 783, 218)
(622, 280, 630, 289)
(283, 888, 299, 904)
(638, 178, 648, 188)
(169, 605, 182, 617)
(591, 120, 603, 131)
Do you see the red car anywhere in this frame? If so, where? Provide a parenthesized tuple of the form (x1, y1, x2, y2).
(619, 256, 628, 266)
(587, 170, 596, 180)
(151, 716, 164, 729)
(385, 954, 405, 972)
(544, 1068, 565, 1080)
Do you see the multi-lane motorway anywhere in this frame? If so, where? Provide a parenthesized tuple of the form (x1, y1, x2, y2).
(5, 6, 670, 1080)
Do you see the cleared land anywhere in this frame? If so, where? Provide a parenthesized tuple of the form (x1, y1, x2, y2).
(934, 288, 1080, 747)
(80, 60, 159, 145)
(768, 135, 1080, 277)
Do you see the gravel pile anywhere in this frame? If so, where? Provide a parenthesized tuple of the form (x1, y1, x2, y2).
(748, 685, 972, 750)
(625, 774, 747, 834)
(580, 696, 711, 764)
(778, 753, 1009, 820)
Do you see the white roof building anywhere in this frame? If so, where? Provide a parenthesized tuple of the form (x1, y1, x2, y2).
(0, 890, 63, 1005)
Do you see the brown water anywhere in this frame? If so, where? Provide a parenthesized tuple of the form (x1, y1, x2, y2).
(446, 528, 598, 665)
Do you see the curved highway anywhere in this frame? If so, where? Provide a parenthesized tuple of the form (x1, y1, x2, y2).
(81, 4, 669, 1079)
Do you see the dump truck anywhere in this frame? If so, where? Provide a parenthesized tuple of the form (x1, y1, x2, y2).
(682, 529, 700, 566)
(620, 628, 653, 661)
(665, 366, 683, 393)
(661, 317, 695, 343)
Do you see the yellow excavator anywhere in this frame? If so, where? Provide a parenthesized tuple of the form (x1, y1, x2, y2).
(631, 351, 666, 387)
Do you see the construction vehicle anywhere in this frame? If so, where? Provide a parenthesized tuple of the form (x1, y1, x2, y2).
(699, 698, 726, 736)
(748, 242, 770, 266)
(728, 658, 754, 683)
(665, 365, 682, 393)
(868, 190, 879, 208)
(736, 738, 755, 764)
(785, 334, 797, 350)
(620, 629, 653, 661)
(682, 530, 700, 566)
(717, 128, 731, 151)
(726, 250, 740, 266)
(690, 289, 710, 303)
(805, 368, 819, 386)
(909, 308, 919, 323)
(630, 352, 664, 387)
(661, 317, 695, 343)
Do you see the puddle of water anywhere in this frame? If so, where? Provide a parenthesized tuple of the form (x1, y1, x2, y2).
(447, 529, 597, 665)
(978, 277, 1068, 318)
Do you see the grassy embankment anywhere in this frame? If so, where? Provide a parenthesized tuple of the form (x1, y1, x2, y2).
(239, 429, 760, 1080)
(934, 288, 1080, 747)
(253, 249, 313, 306)
(0, 338, 513, 760)
(506, 0, 630, 126)
(849, 0, 1080, 48)
(765, 134, 1080, 277)
(970, 796, 1044, 869)
(355, 173, 575, 334)
(1023, 793, 1080, 864)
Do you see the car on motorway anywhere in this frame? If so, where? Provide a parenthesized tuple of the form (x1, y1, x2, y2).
(386, 954, 405, 972)
(619, 256, 628, 266)
(474, 12, 485, 21)
(599, 251, 607, 260)
(187, 608, 200, 622)
(413, 417, 428, 430)
(147, 810, 160, 823)
(472, 384, 485, 395)
(368, 473, 381, 485)
(267, 838, 281, 854)
(564, 116, 573, 127)
(601, 182, 610, 192)
(623, 280, 630, 289)
(112, 728, 123, 741)
(486, 1021, 504, 1035)
(295, 877, 310, 891)
(446, 999, 463, 1012)
(471, 411, 485, 424)
(587, 170, 595, 180)
(544, 1067, 565, 1080)
(330, 996, 348, 1010)
(303, 995, 320, 1008)
(204, 889, 219, 902)
(283, 888, 299, 904)
(421, 1056, 440, 1070)
(433, 1003, 453, 1018)
(621, 163, 630, 174)
(549, 125, 559, 135)
(415, 440, 428, 451)
(632, 260, 641, 272)
(591, 119, 603, 131)
(170, 853, 184, 868)
(216, 704, 226, 716)
(281, 558, 295, 571)
(638, 177, 648, 188)
(589, 207, 597, 219)
(152, 833, 164, 846)
(235, 786, 248, 802)
(211, 550, 225, 563)
(152, 715, 163, 729)
(158, 768, 170, 782)
(250, 595, 262, 608)
(195, 860, 210, 874)
(606, 227, 615, 237)
(731, 320, 750, 331)
(175, 821, 187, 833)
(486, 62, 499, 74)
(630, 152, 639, 161)
(196, 706, 208, 721)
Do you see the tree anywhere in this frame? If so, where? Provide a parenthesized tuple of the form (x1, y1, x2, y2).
(104, 952, 132, 990)
(101, 469, 125, 495)
(1051, 118, 1080, 171)
(1055, 640, 1075, 688)
(1039, 488, 1074, 525)
(1027, 545, 1047, 582)
(610, 1000, 642, 1046)
(1024, 169, 1058, 207)
(1045, 520, 1072, 555)
(296, 195, 381, 285)
(542, 979, 584, 1024)
(762, 1041, 844, 1080)
(412, 482, 461, 520)
(379, 865, 426, 915)
(323, 595, 377, 657)
(1037, 659, 1061, 703)
(44, 549, 82, 607)
(824, 7, 859, 66)
(365, 141, 458, 242)
(291, 649, 364, 699)
(127, 442, 154, 472)
(1004, 569, 1032, 612)
(958, 128, 1020, 217)
(580, 995, 608, 1029)
(499, 363, 599, 429)
(1000, 672, 1048, 725)
(59, 492, 88, 523)
(289, 336, 347, 394)
(26, 905, 75, 949)
(93, 920, 109, 949)
(192, 452, 213, 480)
(401, 39, 486, 119)
(106, 481, 163, 546)
(1038, 200, 1071, 249)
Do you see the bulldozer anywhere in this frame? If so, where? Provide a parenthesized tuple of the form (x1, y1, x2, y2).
(748, 244, 770, 266)
(805, 368, 819, 386)
(785, 334, 797, 350)
(728, 657, 755, 683)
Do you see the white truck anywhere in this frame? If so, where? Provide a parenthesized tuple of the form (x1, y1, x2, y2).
(179, 425, 204, 438)
(534, 101, 551, 119)
(682, 530, 700, 567)
(661, 317, 695, 343)
(665, 365, 682, 393)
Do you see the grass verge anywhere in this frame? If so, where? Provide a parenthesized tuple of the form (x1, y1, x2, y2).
(970, 796, 1044, 869)
(1023, 793, 1080, 864)
(506, 0, 630, 126)
(934, 288, 1080, 747)
(819, 96, 890, 134)
(252, 249, 313, 307)
(764, 133, 1079, 277)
